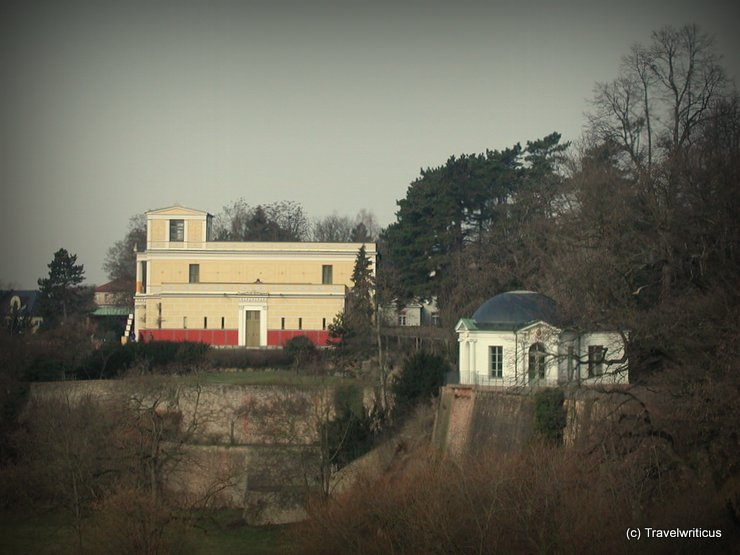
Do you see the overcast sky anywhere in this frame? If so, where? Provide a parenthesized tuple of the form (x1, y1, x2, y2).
(1, 0, 738, 288)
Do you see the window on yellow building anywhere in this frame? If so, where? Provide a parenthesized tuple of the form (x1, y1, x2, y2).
(189, 264, 199, 283)
(170, 219, 184, 242)
(281, 318, 285, 330)
(322, 318, 326, 330)
(204, 317, 207, 329)
(221, 317, 225, 329)
(183, 316, 187, 329)
(322, 265, 333, 284)
(140, 261, 147, 293)
(298, 318, 303, 330)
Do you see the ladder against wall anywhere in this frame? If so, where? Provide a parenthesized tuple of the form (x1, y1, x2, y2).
(122, 313, 135, 344)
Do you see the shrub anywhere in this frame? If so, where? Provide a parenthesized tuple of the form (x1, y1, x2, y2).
(111, 341, 209, 376)
(285, 335, 317, 357)
(325, 385, 375, 469)
(88, 487, 193, 555)
(293, 443, 729, 555)
(392, 351, 449, 414)
(534, 388, 566, 444)
(25, 357, 67, 381)
(285, 335, 320, 371)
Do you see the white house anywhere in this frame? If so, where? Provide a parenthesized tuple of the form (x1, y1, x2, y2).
(380, 298, 440, 327)
(455, 291, 628, 387)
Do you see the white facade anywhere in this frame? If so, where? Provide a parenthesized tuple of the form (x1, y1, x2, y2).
(380, 298, 439, 327)
(455, 293, 628, 387)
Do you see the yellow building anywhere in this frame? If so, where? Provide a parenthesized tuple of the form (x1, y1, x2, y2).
(134, 205, 376, 347)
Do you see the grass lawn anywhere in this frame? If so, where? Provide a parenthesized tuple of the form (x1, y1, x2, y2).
(0, 509, 75, 555)
(189, 510, 295, 554)
(0, 509, 294, 555)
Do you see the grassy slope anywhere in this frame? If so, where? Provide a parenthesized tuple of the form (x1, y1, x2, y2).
(0, 509, 294, 555)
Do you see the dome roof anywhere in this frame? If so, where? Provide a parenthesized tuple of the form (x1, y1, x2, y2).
(471, 291, 560, 328)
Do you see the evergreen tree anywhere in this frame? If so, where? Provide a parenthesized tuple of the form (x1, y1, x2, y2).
(37, 249, 91, 326)
(347, 244, 374, 324)
(382, 136, 565, 323)
(328, 245, 375, 358)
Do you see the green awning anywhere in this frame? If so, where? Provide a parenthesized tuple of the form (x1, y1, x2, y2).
(91, 307, 131, 316)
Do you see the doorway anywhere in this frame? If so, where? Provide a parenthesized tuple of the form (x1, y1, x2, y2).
(245, 310, 260, 347)
(528, 342, 546, 384)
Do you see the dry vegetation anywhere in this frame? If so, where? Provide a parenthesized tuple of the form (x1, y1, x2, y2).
(289, 365, 739, 555)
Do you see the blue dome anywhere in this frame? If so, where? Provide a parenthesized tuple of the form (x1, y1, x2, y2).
(472, 291, 560, 327)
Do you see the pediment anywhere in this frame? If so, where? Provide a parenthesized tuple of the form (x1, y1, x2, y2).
(146, 205, 210, 217)
(455, 318, 478, 332)
(517, 320, 561, 336)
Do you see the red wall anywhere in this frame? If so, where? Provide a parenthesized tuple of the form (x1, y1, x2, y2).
(139, 328, 329, 347)
(140, 329, 238, 345)
(268, 329, 330, 347)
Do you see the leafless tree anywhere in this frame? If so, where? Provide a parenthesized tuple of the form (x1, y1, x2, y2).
(311, 213, 354, 242)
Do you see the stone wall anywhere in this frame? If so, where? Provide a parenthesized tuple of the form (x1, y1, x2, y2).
(28, 379, 359, 525)
(433, 384, 642, 455)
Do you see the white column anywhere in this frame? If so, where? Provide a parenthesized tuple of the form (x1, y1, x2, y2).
(459, 337, 469, 384)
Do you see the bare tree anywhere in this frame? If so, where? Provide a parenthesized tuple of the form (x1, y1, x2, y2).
(588, 25, 731, 298)
(103, 214, 146, 287)
(21, 394, 127, 553)
(312, 213, 354, 242)
(213, 198, 309, 241)
(352, 209, 381, 242)
(589, 24, 727, 177)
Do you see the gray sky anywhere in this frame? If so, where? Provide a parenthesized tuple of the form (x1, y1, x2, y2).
(2, 0, 738, 288)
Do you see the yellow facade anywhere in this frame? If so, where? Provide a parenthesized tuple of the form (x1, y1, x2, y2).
(134, 205, 376, 347)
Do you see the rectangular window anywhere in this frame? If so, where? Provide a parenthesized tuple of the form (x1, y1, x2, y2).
(170, 219, 185, 242)
(140, 261, 147, 294)
(431, 313, 440, 327)
(298, 317, 303, 330)
(398, 314, 407, 326)
(189, 264, 199, 283)
(322, 318, 326, 330)
(322, 265, 333, 284)
(157, 303, 162, 329)
(203, 317, 207, 329)
(281, 317, 285, 330)
(490, 346, 503, 379)
(221, 317, 225, 330)
(183, 316, 187, 329)
(588, 345, 606, 377)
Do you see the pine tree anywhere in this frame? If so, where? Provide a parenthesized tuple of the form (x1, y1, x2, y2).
(348, 244, 374, 324)
(37, 248, 89, 326)
(329, 245, 375, 357)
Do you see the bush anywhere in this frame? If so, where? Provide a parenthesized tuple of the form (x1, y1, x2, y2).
(534, 388, 566, 444)
(284, 335, 317, 357)
(133, 340, 209, 368)
(290, 441, 737, 555)
(88, 487, 193, 555)
(392, 351, 449, 414)
(325, 385, 375, 469)
(292, 446, 625, 555)
(77, 341, 210, 379)
(285, 335, 320, 371)
(25, 357, 67, 381)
